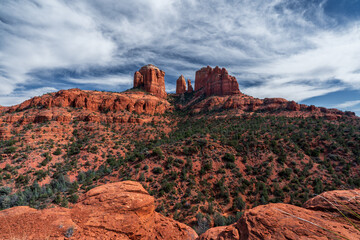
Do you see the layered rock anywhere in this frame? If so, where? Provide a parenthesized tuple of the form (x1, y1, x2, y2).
(133, 64, 167, 98)
(199, 189, 360, 240)
(195, 66, 240, 97)
(2, 89, 172, 124)
(0, 181, 198, 240)
(185, 94, 356, 119)
(176, 75, 187, 94)
(187, 79, 193, 93)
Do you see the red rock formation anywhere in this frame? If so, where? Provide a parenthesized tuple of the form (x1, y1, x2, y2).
(184, 94, 356, 119)
(287, 101, 301, 111)
(0, 181, 198, 240)
(133, 64, 167, 98)
(187, 79, 193, 93)
(176, 75, 187, 94)
(195, 66, 240, 97)
(199, 189, 360, 240)
(1, 89, 172, 125)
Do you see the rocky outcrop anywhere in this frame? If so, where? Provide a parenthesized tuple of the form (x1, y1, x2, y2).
(187, 79, 193, 93)
(2, 89, 172, 124)
(176, 75, 187, 94)
(133, 64, 167, 98)
(186, 94, 356, 119)
(199, 189, 360, 240)
(0, 181, 198, 240)
(195, 66, 240, 97)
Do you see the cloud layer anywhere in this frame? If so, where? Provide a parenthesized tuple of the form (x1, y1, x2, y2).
(0, 0, 360, 113)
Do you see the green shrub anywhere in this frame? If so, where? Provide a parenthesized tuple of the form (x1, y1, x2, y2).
(222, 153, 235, 163)
(152, 167, 163, 174)
(53, 148, 62, 155)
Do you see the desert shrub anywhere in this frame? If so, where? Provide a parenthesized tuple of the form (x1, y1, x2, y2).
(195, 212, 210, 235)
(69, 194, 79, 203)
(222, 153, 235, 163)
(65, 227, 74, 238)
(152, 148, 164, 158)
(213, 212, 226, 226)
(233, 196, 246, 211)
(53, 148, 62, 155)
(152, 167, 163, 174)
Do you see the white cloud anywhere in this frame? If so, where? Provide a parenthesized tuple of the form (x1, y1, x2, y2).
(0, 0, 116, 94)
(0, 87, 57, 107)
(69, 74, 132, 87)
(1, 0, 360, 110)
(335, 100, 360, 109)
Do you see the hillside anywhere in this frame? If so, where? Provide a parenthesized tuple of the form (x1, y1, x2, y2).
(0, 65, 359, 236)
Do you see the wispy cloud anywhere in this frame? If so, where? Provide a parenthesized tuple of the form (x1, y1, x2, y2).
(0, 87, 57, 107)
(69, 74, 132, 87)
(335, 100, 360, 108)
(0, 0, 360, 110)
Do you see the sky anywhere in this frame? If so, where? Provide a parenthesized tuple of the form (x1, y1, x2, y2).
(1, 0, 360, 115)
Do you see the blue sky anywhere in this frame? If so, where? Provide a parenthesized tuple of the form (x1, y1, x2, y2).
(1, 0, 360, 115)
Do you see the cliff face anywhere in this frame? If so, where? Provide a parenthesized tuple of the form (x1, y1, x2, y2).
(134, 64, 167, 98)
(195, 66, 240, 97)
(199, 188, 360, 240)
(0, 181, 198, 240)
(0, 88, 172, 125)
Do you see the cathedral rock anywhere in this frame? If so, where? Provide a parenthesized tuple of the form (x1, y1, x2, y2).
(195, 66, 240, 97)
(133, 64, 167, 99)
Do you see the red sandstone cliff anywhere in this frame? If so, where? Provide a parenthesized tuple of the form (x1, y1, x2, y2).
(0, 88, 172, 126)
(134, 64, 167, 98)
(195, 66, 240, 97)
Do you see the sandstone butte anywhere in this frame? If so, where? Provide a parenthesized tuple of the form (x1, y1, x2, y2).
(187, 79, 193, 93)
(195, 66, 241, 97)
(176, 75, 187, 94)
(134, 64, 167, 99)
(199, 188, 360, 240)
(176, 75, 194, 94)
(0, 181, 198, 240)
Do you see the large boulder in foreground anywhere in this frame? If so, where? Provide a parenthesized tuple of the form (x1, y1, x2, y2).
(134, 64, 167, 99)
(199, 189, 360, 240)
(195, 66, 240, 97)
(0, 181, 197, 240)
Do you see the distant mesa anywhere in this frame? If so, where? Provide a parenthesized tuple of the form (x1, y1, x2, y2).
(195, 66, 241, 97)
(133, 64, 167, 99)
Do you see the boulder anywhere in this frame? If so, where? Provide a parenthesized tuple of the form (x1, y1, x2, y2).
(199, 189, 360, 240)
(0, 181, 198, 240)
